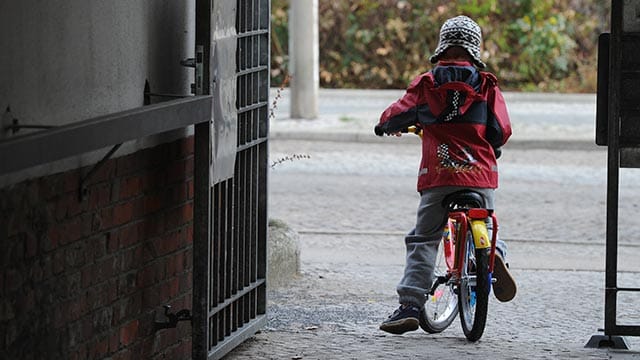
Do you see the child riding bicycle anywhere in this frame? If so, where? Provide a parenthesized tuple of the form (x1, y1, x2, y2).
(374, 15, 517, 335)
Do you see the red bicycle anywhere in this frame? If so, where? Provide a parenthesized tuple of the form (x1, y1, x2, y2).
(390, 126, 500, 341)
(419, 189, 498, 341)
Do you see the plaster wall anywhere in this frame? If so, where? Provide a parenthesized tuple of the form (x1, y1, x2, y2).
(0, 0, 196, 185)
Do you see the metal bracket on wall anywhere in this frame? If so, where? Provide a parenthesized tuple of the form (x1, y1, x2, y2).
(144, 79, 195, 106)
(180, 58, 197, 95)
(180, 58, 196, 68)
(78, 143, 122, 201)
(154, 305, 192, 332)
(1, 106, 56, 138)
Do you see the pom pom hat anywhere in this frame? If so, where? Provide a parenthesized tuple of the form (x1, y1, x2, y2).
(429, 15, 486, 68)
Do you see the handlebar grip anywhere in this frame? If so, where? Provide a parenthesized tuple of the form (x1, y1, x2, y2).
(406, 126, 422, 137)
(374, 124, 422, 137)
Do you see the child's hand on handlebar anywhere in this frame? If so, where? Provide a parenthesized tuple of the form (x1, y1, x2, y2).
(374, 125, 407, 137)
(374, 124, 422, 137)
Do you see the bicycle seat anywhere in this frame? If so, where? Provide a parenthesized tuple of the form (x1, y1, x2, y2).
(442, 190, 486, 211)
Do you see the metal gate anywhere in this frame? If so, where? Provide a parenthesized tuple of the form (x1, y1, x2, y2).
(588, 0, 640, 350)
(193, 0, 270, 358)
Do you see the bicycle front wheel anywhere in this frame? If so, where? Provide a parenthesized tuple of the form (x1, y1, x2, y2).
(420, 235, 458, 333)
(458, 230, 490, 341)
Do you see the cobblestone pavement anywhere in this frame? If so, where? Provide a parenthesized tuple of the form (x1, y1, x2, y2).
(223, 138, 640, 359)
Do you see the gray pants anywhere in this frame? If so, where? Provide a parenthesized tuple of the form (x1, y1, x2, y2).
(397, 186, 501, 307)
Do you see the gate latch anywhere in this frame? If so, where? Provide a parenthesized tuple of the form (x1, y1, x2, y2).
(154, 305, 192, 331)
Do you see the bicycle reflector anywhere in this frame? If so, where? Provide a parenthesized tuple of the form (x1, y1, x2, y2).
(468, 208, 489, 219)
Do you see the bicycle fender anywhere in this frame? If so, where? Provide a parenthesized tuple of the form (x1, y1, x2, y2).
(470, 219, 491, 249)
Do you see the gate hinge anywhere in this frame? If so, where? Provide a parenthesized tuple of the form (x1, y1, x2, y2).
(154, 305, 192, 332)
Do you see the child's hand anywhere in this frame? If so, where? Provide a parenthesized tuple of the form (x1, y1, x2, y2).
(373, 125, 402, 137)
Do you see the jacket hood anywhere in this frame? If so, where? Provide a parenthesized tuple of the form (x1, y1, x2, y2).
(432, 63, 481, 92)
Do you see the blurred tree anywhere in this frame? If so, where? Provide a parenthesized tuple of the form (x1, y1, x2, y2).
(271, 0, 610, 92)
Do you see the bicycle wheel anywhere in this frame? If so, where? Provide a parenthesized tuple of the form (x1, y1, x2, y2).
(420, 235, 458, 333)
(458, 229, 490, 341)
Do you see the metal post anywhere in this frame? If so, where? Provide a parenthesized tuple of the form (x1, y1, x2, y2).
(192, 1, 212, 358)
(587, 0, 637, 349)
(604, 0, 622, 339)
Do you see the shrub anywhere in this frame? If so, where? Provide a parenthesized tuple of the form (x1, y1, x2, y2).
(271, 0, 610, 92)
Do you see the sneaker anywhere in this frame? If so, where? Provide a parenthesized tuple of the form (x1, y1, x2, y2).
(379, 305, 420, 334)
(492, 252, 517, 302)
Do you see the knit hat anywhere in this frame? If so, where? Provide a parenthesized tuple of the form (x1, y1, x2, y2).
(429, 15, 486, 68)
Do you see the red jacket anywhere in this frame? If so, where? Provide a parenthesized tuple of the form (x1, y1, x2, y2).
(377, 61, 511, 192)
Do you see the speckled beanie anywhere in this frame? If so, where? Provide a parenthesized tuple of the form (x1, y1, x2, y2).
(429, 15, 486, 68)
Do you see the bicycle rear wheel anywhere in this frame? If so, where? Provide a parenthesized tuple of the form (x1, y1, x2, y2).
(420, 235, 458, 333)
(458, 230, 490, 341)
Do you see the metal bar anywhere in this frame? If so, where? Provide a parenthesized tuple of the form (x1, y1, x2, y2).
(237, 29, 268, 38)
(237, 65, 268, 77)
(5, 124, 56, 133)
(257, 1, 270, 320)
(605, 0, 622, 336)
(208, 316, 267, 360)
(233, 152, 243, 332)
(595, 33, 609, 146)
(79, 143, 122, 200)
(608, 287, 640, 292)
(193, 119, 212, 360)
(256, 142, 268, 316)
(611, 325, 640, 336)
(251, 147, 259, 285)
(192, 0, 213, 355)
(144, 92, 192, 98)
(237, 101, 268, 115)
(212, 184, 221, 305)
(245, 147, 255, 324)
(236, 137, 267, 153)
(0, 96, 212, 176)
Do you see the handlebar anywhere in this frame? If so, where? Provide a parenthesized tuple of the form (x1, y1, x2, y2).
(374, 123, 502, 159)
(374, 125, 422, 137)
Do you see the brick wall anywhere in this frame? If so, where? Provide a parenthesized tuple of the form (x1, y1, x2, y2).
(0, 136, 195, 359)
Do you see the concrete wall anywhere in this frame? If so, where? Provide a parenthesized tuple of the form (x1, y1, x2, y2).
(0, 0, 195, 185)
(1, 0, 194, 125)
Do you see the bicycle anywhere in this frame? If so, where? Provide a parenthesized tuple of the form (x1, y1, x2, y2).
(419, 189, 498, 342)
(377, 125, 499, 341)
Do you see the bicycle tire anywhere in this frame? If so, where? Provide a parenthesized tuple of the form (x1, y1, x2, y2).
(458, 230, 490, 341)
(419, 236, 458, 333)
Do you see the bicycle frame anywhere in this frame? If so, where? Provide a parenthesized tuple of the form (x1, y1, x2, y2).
(422, 204, 499, 340)
(440, 209, 498, 289)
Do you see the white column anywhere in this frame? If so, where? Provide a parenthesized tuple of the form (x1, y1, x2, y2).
(289, 0, 319, 119)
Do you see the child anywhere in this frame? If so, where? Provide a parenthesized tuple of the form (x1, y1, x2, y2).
(374, 15, 516, 335)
